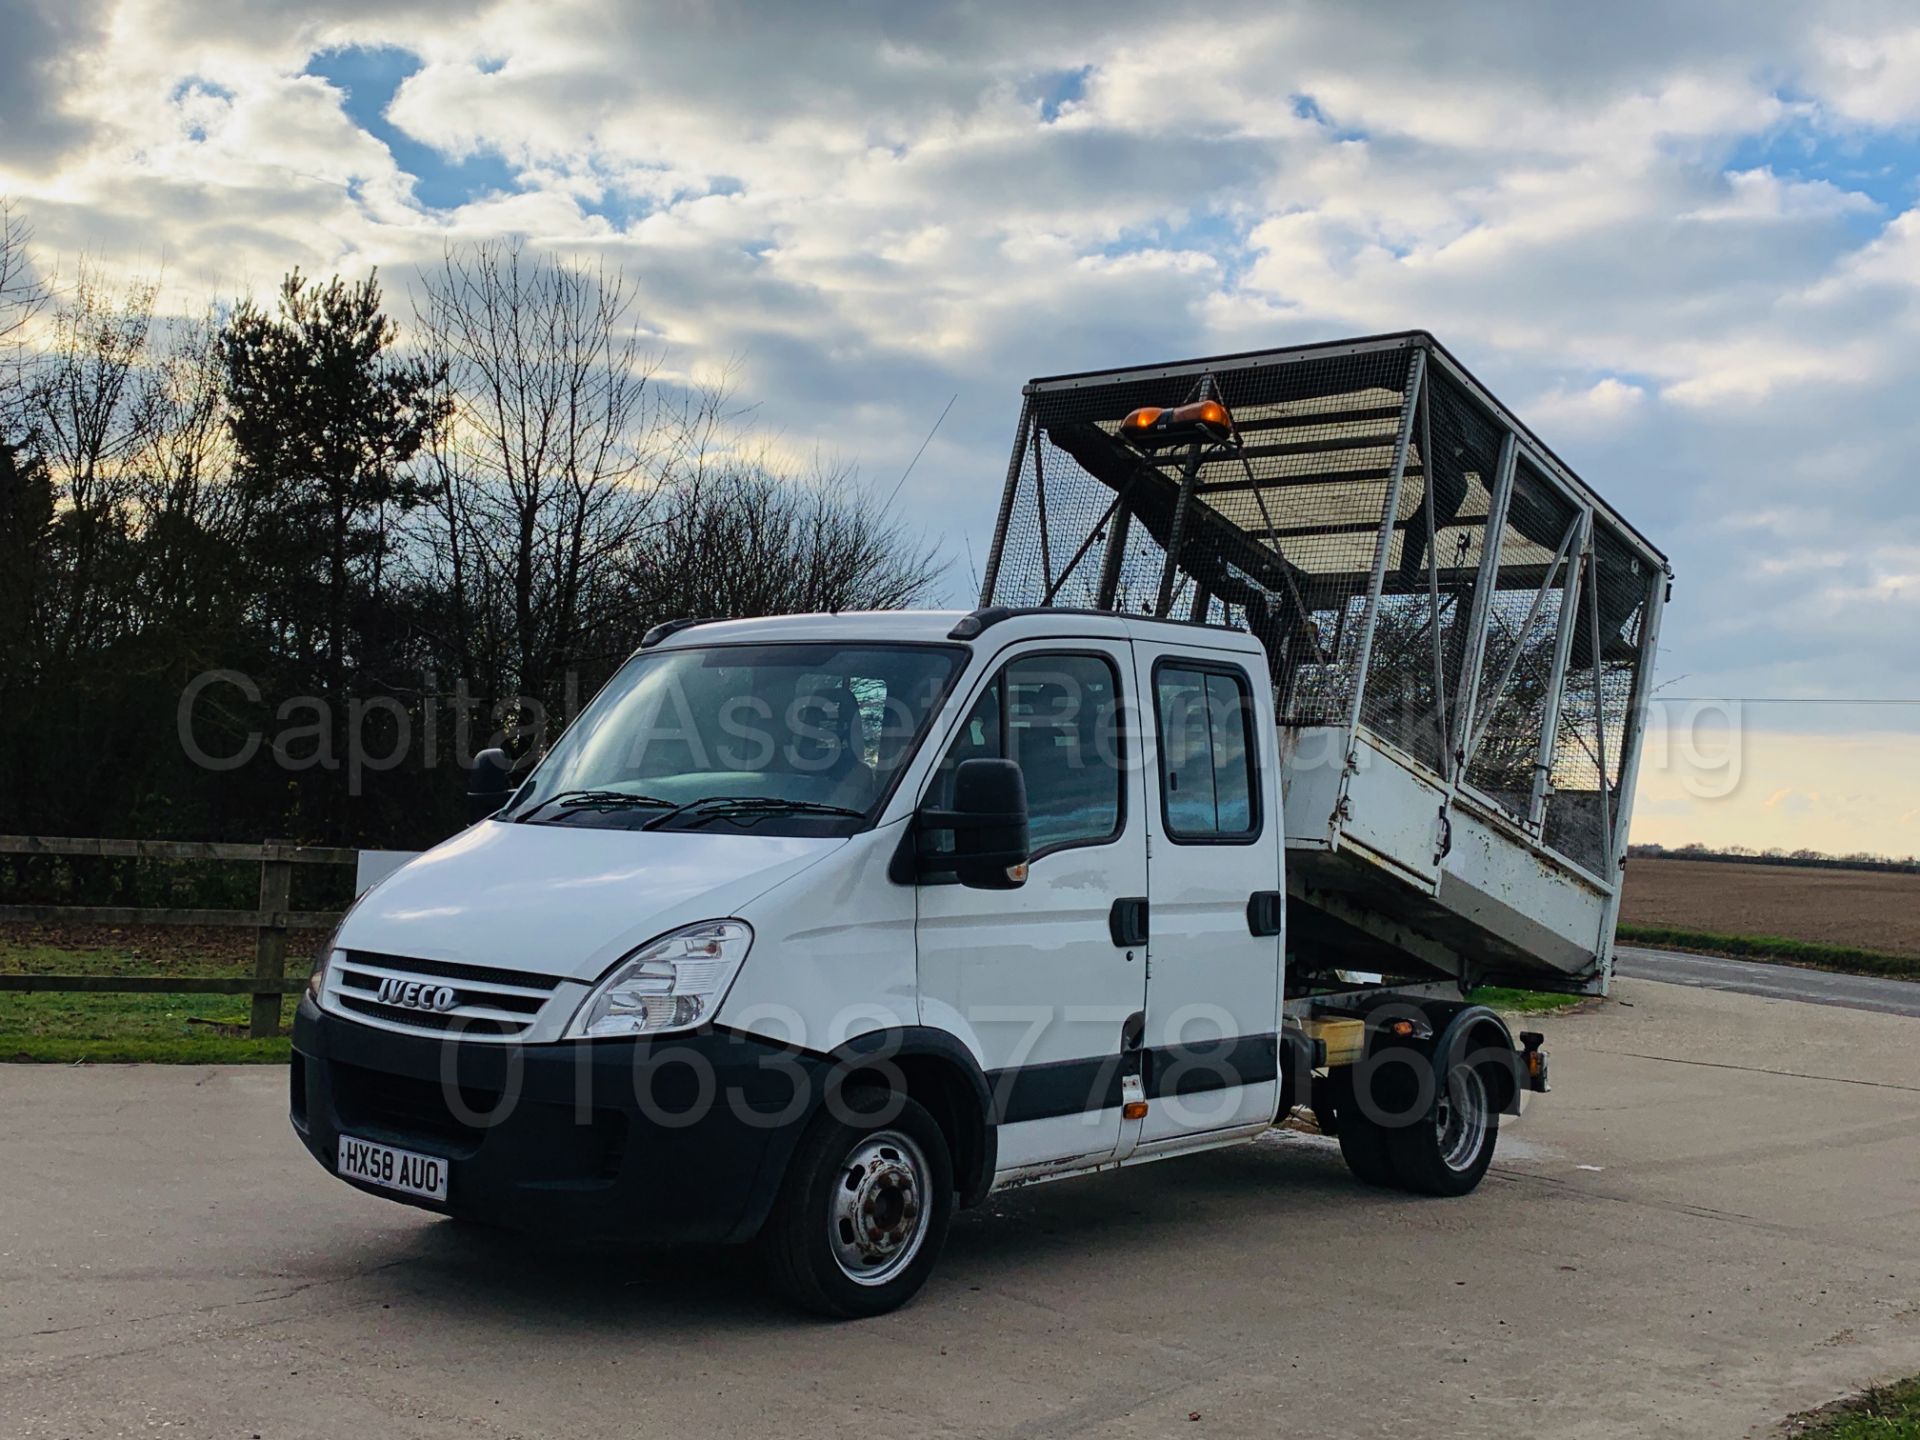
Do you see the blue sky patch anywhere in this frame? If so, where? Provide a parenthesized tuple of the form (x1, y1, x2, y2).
(1726, 110, 1920, 236)
(1096, 207, 1251, 281)
(1032, 65, 1092, 123)
(576, 187, 651, 229)
(170, 77, 234, 142)
(170, 76, 234, 103)
(304, 44, 519, 211)
(1292, 94, 1367, 144)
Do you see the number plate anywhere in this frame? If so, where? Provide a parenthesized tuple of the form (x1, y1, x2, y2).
(336, 1134, 449, 1202)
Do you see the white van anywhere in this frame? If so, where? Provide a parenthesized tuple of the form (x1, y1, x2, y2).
(293, 607, 1542, 1316)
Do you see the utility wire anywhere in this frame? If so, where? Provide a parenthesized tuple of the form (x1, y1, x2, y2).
(885, 393, 957, 508)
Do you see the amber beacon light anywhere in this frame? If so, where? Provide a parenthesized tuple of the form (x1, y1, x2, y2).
(1119, 397, 1235, 447)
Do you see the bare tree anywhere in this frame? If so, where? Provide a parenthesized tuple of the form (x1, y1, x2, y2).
(0, 199, 48, 439)
(412, 240, 661, 703)
(25, 261, 164, 656)
(133, 307, 245, 626)
(631, 439, 946, 623)
(0, 202, 52, 723)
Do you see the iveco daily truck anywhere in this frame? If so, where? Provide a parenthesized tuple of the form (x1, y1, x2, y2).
(292, 332, 1668, 1316)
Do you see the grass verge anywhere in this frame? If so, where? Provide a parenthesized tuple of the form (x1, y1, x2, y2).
(1, 931, 297, 1064)
(4, 1034, 293, 1064)
(1616, 924, 1920, 982)
(1788, 1376, 1920, 1438)
(1468, 985, 1588, 1015)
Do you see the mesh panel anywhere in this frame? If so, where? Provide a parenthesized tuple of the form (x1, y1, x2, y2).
(1358, 367, 1507, 773)
(990, 345, 1417, 727)
(1461, 458, 1580, 818)
(1541, 523, 1650, 874)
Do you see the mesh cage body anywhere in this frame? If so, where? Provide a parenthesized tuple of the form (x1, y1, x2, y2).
(1541, 524, 1652, 873)
(1463, 458, 1580, 815)
(982, 333, 1665, 886)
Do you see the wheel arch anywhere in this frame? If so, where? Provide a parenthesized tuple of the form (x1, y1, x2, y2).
(1341, 995, 1523, 1118)
(1427, 1002, 1522, 1117)
(826, 1027, 998, 1208)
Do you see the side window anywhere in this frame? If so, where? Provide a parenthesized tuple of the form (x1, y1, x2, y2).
(925, 679, 1002, 843)
(926, 652, 1123, 860)
(1007, 654, 1122, 854)
(1155, 664, 1258, 842)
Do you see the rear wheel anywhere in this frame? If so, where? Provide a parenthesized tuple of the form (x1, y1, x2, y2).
(1326, 1067, 1398, 1188)
(1385, 1059, 1498, 1196)
(760, 1085, 953, 1319)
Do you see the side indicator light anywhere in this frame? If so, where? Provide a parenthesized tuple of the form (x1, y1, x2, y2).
(1123, 1101, 1149, 1121)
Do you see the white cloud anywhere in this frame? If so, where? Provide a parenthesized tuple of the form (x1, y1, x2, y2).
(1810, 25, 1920, 127)
(1530, 377, 1648, 431)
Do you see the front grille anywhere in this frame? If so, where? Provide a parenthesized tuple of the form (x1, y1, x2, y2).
(329, 950, 561, 1041)
(329, 1059, 630, 1175)
(331, 1059, 500, 1150)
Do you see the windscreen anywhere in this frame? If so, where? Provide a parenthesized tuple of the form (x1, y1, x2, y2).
(504, 642, 964, 834)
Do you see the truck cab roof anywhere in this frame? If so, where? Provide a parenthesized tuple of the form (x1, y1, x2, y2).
(639, 607, 1269, 657)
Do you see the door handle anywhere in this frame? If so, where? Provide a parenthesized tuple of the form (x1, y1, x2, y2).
(1109, 896, 1149, 948)
(1246, 890, 1283, 937)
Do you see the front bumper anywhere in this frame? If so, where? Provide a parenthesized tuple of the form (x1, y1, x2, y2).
(290, 999, 826, 1245)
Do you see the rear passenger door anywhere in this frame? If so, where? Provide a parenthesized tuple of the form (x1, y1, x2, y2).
(1129, 638, 1283, 1149)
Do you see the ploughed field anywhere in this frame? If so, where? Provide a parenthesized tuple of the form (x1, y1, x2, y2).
(1619, 857, 1920, 959)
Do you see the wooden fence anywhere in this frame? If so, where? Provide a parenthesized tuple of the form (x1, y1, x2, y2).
(0, 837, 354, 1038)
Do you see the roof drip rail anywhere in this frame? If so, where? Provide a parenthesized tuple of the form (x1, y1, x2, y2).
(947, 607, 1015, 640)
(639, 616, 722, 648)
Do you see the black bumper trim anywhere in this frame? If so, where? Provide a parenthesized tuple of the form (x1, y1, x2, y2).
(291, 1000, 828, 1245)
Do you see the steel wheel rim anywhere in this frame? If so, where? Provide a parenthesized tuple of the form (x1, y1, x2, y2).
(1435, 1065, 1489, 1173)
(828, 1129, 932, 1287)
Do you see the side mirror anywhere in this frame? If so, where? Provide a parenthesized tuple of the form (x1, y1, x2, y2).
(467, 747, 514, 823)
(920, 757, 1030, 890)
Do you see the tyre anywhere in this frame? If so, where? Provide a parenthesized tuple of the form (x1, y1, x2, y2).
(1326, 1066, 1399, 1188)
(1384, 1057, 1499, 1197)
(760, 1084, 953, 1319)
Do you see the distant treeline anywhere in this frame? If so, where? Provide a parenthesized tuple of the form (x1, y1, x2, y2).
(1627, 844, 1920, 876)
(0, 202, 943, 853)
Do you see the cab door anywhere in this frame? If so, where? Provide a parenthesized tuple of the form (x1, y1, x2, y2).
(1127, 635, 1283, 1149)
(914, 642, 1148, 1176)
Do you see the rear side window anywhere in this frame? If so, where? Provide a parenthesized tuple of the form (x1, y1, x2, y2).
(926, 652, 1123, 859)
(1154, 664, 1258, 842)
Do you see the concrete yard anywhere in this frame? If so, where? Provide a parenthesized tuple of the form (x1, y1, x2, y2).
(3, 977, 1918, 1440)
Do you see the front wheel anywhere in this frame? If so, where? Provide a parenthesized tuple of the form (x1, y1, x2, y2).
(760, 1085, 953, 1318)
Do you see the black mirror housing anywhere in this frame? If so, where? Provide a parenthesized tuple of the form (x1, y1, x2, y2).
(467, 747, 514, 823)
(920, 757, 1030, 890)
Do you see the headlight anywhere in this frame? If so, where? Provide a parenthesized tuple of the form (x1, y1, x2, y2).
(563, 920, 753, 1040)
(307, 924, 342, 1003)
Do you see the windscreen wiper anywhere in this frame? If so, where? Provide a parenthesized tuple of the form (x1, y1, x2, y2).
(642, 796, 866, 831)
(513, 790, 676, 822)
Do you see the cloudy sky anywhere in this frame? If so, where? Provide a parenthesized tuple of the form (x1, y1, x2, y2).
(3, 0, 1917, 852)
